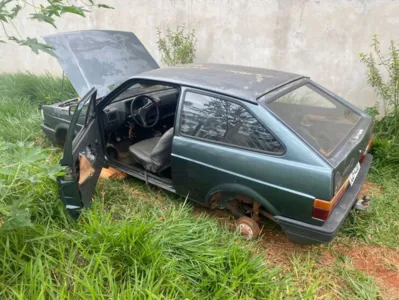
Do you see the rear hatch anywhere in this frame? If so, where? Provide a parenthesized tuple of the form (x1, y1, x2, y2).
(263, 82, 373, 195)
(44, 30, 159, 99)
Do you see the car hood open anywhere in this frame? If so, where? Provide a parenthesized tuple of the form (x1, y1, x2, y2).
(44, 30, 159, 99)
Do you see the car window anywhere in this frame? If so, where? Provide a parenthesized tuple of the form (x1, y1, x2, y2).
(263, 84, 361, 157)
(180, 91, 284, 154)
(112, 82, 173, 103)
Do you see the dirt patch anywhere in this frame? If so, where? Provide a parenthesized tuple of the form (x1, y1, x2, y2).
(258, 227, 313, 267)
(194, 204, 314, 267)
(348, 245, 399, 299)
(359, 180, 382, 198)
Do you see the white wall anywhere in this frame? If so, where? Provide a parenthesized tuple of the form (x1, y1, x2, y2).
(1, 0, 399, 108)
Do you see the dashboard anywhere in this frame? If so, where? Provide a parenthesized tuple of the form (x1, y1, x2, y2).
(103, 88, 179, 131)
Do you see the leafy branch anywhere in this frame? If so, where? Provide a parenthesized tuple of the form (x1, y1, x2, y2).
(0, 0, 113, 55)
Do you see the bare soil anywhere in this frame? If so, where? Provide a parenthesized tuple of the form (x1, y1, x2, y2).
(359, 179, 383, 198)
(349, 245, 399, 300)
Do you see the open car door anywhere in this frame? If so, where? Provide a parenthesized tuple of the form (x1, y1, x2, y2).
(57, 87, 104, 217)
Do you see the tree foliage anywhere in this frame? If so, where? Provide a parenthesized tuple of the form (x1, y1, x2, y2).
(157, 25, 196, 66)
(0, 0, 113, 55)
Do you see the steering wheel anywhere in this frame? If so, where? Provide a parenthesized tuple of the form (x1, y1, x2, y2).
(130, 95, 160, 128)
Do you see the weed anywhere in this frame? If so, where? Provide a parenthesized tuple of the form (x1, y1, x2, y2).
(157, 25, 196, 66)
(360, 35, 399, 176)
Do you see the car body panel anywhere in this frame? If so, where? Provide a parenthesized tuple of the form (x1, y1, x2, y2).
(276, 154, 373, 243)
(41, 98, 84, 144)
(44, 30, 159, 98)
(133, 63, 305, 102)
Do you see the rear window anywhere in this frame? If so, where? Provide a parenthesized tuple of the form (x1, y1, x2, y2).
(263, 84, 361, 157)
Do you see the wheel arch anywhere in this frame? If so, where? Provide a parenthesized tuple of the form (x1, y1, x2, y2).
(205, 183, 280, 216)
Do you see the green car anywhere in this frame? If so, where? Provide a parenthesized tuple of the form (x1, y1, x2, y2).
(43, 31, 373, 244)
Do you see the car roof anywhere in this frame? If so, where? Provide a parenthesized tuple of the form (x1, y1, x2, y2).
(135, 63, 305, 102)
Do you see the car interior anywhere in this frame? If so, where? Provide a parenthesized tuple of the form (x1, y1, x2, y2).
(101, 81, 180, 181)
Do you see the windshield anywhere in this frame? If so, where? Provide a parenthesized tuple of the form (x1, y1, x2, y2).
(112, 83, 173, 103)
(263, 84, 361, 157)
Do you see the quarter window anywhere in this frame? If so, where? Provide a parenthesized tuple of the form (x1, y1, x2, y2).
(180, 91, 284, 154)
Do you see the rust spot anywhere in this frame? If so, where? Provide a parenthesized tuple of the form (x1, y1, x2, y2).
(209, 192, 222, 210)
(253, 201, 261, 223)
(236, 195, 252, 203)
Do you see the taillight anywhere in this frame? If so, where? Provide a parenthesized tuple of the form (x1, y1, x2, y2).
(312, 207, 330, 220)
(360, 136, 373, 163)
(312, 178, 349, 221)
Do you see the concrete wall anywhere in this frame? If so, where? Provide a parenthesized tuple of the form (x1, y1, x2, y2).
(1, 0, 399, 108)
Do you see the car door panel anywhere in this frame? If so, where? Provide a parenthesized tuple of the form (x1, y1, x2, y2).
(57, 87, 104, 217)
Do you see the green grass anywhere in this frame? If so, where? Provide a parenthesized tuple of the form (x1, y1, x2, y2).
(0, 96, 43, 143)
(341, 174, 399, 248)
(1, 72, 395, 299)
(0, 198, 282, 298)
(0, 72, 76, 105)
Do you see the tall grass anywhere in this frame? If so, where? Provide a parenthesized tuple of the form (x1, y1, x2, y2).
(0, 96, 43, 143)
(0, 72, 76, 105)
(0, 197, 283, 298)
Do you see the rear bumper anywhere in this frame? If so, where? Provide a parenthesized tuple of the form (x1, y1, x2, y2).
(275, 154, 373, 244)
(41, 124, 56, 142)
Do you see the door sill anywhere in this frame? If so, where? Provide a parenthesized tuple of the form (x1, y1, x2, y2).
(107, 159, 176, 193)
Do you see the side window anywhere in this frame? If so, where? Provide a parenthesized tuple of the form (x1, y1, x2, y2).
(180, 91, 284, 154)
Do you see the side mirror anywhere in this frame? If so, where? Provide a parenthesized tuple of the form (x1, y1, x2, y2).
(69, 104, 77, 116)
